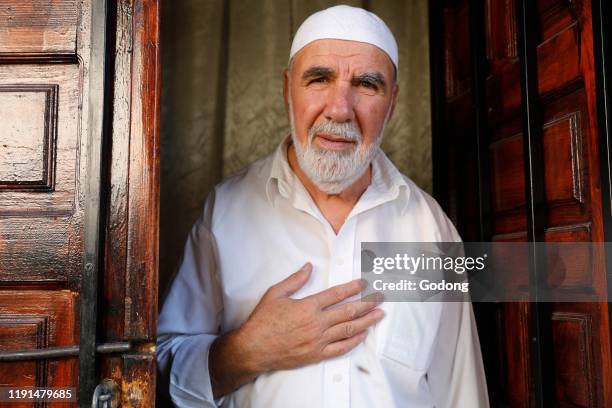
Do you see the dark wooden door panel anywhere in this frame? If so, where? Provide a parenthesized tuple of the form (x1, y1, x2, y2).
(551, 306, 601, 408)
(490, 88, 592, 235)
(0, 291, 78, 407)
(436, 0, 612, 406)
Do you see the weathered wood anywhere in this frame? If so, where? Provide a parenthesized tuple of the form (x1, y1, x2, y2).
(0, 0, 99, 401)
(101, 0, 160, 405)
(0, 0, 160, 404)
(0, 0, 79, 54)
(103, 0, 160, 342)
(0, 291, 78, 406)
(0, 63, 83, 289)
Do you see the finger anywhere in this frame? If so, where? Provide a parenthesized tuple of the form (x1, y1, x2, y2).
(323, 292, 384, 326)
(267, 263, 312, 298)
(323, 308, 385, 343)
(321, 330, 368, 360)
(308, 279, 365, 309)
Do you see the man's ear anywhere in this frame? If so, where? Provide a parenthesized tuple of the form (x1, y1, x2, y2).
(283, 68, 290, 115)
(388, 83, 399, 120)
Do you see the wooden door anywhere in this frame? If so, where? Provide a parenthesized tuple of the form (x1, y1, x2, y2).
(0, 0, 104, 404)
(431, 0, 612, 406)
(0, 0, 160, 406)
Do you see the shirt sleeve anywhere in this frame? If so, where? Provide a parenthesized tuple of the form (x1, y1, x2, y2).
(426, 205, 489, 407)
(426, 299, 489, 407)
(156, 191, 225, 407)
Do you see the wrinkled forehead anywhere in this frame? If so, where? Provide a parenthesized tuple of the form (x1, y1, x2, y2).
(290, 39, 396, 80)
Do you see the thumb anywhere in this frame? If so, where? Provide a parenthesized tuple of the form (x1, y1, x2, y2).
(271, 262, 312, 298)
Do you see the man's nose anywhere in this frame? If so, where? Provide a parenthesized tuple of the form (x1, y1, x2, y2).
(324, 82, 355, 123)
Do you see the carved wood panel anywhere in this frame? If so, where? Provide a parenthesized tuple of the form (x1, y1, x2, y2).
(0, 290, 78, 400)
(438, 0, 612, 406)
(551, 312, 596, 407)
(0, 64, 81, 215)
(0, 84, 58, 190)
(0, 64, 84, 287)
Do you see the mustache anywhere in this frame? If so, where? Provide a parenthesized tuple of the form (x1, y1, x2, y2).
(308, 121, 363, 143)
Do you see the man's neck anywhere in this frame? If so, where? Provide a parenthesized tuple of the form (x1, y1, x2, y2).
(287, 141, 371, 234)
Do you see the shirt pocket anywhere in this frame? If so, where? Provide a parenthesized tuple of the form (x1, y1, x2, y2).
(379, 303, 443, 372)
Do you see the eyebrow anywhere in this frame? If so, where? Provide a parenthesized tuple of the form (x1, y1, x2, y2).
(301, 66, 335, 81)
(301, 65, 388, 90)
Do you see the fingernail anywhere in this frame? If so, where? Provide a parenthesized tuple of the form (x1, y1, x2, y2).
(359, 278, 368, 289)
(374, 309, 385, 319)
(302, 262, 312, 272)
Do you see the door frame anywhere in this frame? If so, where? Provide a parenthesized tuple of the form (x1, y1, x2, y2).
(592, 0, 612, 381)
(99, 0, 161, 406)
(78, 0, 110, 403)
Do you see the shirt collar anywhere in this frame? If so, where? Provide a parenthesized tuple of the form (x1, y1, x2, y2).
(264, 136, 411, 214)
(264, 136, 297, 203)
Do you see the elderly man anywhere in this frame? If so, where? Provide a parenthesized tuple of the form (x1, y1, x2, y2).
(157, 5, 488, 408)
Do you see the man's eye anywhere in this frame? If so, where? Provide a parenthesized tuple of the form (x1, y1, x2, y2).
(360, 81, 377, 90)
(309, 77, 328, 84)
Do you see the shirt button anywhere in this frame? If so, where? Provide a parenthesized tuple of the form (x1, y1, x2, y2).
(333, 373, 343, 383)
(336, 257, 344, 266)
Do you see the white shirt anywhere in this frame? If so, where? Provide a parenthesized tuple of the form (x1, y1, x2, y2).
(157, 138, 489, 408)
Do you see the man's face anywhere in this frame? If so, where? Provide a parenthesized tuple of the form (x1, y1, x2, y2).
(284, 39, 399, 193)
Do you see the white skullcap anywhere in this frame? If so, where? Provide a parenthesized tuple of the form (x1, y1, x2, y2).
(289, 5, 398, 69)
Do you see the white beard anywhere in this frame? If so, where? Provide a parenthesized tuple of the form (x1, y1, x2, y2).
(288, 95, 390, 194)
